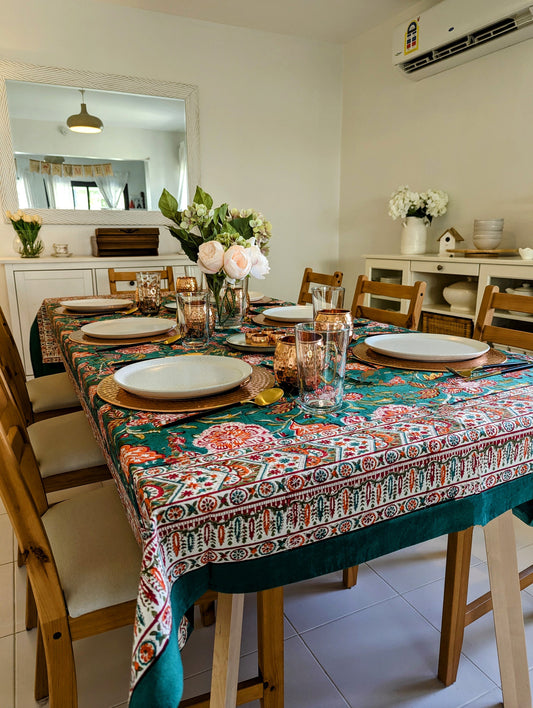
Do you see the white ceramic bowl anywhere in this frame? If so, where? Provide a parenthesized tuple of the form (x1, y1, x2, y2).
(519, 248, 533, 260)
(473, 233, 502, 250)
(473, 219, 504, 231)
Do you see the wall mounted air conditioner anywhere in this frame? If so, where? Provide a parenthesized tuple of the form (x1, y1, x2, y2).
(392, 0, 533, 80)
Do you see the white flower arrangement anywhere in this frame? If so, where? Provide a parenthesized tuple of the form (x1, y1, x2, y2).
(388, 185, 448, 223)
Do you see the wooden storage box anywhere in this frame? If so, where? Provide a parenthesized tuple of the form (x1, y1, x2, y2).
(420, 311, 473, 338)
(91, 228, 159, 257)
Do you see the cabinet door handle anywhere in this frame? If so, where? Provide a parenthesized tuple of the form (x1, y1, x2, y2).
(129, 280, 135, 286)
(437, 265, 444, 271)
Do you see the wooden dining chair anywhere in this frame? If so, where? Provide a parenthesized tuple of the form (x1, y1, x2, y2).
(341, 276, 427, 590)
(297, 267, 343, 305)
(439, 284, 533, 686)
(0, 366, 141, 707)
(0, 306, 80, 424)
(350, 275, 426, 330)
(108, 266, 175, 294)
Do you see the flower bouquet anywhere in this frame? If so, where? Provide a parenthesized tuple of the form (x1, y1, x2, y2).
(159, 186, 271, 327)
(7, 210, 44, 258)
(388, 186, 448, 223)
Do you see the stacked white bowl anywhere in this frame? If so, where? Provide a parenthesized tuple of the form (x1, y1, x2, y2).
(473, 218, 504, 250)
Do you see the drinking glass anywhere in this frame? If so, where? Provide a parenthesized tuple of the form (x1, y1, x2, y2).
(311, 285, 345, 318)
(176, 265, 205, 293)
(273, 335, 298, 389)
(294, 322, 350, 412)
(176, 291, 210, 348)
(314, 309, 353, 337)
(137, 271, 161, 315)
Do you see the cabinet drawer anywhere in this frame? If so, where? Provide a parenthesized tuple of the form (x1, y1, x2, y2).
(410, 261, 479, 276)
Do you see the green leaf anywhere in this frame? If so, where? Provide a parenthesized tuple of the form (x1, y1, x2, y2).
(159, 189, 179, 220)
(193, 186, 213, 210)
(229, 216, 253, 240)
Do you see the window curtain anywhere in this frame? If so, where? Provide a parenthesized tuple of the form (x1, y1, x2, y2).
(177, 141, 188, 210)
(17, 170, 48, 209)
(94, 172, 129, 209)
(43, 174, 75, 209)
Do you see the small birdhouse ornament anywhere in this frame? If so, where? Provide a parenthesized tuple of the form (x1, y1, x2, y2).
(438, 227, 464, 255)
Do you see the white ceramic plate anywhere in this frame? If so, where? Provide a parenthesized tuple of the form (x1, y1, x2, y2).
(164, 301, 178, 311)
(262, 305, 313, 322)
(226, 333, 275, 353)
(61, 298, 133, 312)
(249, 291, 265, 302)
(365, 333, 490, 362)
(114, 355, 253, 399)
(81, 317, 174, 340)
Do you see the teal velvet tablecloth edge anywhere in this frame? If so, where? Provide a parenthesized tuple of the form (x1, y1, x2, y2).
(130, 471, 533, 708)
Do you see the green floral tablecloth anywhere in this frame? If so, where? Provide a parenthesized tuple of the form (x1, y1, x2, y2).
(41, 299, 533, 708)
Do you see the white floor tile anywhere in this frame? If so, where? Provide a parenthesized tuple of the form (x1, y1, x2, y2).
(366, 535, 451, 594)
(0, 514, 14, 565)
(14, 564, 26, 635)
(459, 686, 503, 707)
(15, 628, 38, 708)
(0, 496, 6, 515)
(182, 635, 349, 708)
(301, 595, 497, 708)
(0, 635, 14, 708)
(283, 566, 397, 633)
(0, 563, 14, 639)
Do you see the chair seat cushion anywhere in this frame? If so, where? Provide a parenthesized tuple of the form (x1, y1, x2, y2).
(26, 372, 80, 413)
(28, 410, 105, 478)
(42, 485, 141, 618)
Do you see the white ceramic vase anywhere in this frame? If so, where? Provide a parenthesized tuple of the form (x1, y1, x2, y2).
(400, 216, 427, 255)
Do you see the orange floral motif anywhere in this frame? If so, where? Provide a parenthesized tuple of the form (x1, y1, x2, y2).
(119, 444, 165, 479)
(194, 422, 276, 452)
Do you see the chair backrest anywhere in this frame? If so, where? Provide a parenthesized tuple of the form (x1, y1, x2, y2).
(297, 268, 343, 305)
(108, 266, 176, 294)
(0, 306, 33, 425)
(0, 368, 65, 621)
(350, 275, 426, 330)
(473, 285, 533, 350)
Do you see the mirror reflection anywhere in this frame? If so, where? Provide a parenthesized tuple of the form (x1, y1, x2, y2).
(6, 81, 188, 212)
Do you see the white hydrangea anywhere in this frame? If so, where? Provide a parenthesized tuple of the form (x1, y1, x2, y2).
(388, 185, 448, 223)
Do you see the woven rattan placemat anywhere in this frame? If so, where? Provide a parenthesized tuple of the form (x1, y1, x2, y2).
(251, 313, 296, 328)
(69, 328, 177, 348)
(97, 365, 275, 412)
(352, 342, 506, 372)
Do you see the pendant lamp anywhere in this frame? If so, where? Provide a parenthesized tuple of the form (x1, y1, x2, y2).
(66, 89, 103, 134)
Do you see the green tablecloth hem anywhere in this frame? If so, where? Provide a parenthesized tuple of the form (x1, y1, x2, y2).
(29, 317, 65, 378)
(130, 472, 533, 708)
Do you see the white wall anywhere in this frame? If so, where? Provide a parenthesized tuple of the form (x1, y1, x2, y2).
(0, 0, 343, 301)
(339, 0, 533, 301)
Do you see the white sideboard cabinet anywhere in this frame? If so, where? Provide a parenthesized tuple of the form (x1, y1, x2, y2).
(364, 254, 533, 350)
(1, 254, 190, 376)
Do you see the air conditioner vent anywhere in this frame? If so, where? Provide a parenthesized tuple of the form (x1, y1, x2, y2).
(401, 15, 528, 75)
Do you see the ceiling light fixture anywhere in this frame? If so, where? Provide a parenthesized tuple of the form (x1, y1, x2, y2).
(66, 89, 103, 134)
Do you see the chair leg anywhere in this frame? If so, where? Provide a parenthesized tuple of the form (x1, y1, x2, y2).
(35, 622, 48, 701)
(257, 587, 284, 708)
(26, 576, 38, 631)
(342, 565, 358, 589)
(438, 527, 473, 686)
(210, 593, 244, 708)
(198, 599, 216, 627)
(40, 616, 77, 708)
(484, 510, 531, 708)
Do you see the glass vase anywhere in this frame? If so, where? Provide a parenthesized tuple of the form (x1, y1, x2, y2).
(208, 276, 248, 330)
(12, 233, 44, 258)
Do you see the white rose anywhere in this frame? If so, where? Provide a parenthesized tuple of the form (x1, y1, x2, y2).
(248, 245, 270, 279)
(223, 244, 252, 280)
(197, 240, 225, 274)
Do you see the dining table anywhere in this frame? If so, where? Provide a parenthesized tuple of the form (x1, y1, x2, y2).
(37, 294, 533, 708)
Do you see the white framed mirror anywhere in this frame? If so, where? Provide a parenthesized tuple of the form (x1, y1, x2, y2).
(0, 59, 200, 225)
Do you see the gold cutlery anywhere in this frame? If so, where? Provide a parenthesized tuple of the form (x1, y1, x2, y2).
(155, 387, 285, 429)
(446, 362, 533, 379)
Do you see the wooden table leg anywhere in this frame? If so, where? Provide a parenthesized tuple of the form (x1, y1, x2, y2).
(210, 593, 244, 708)
(484, 510, 531, 708)
(438, 527, 473, 686)
(257, 587, 284, 707)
